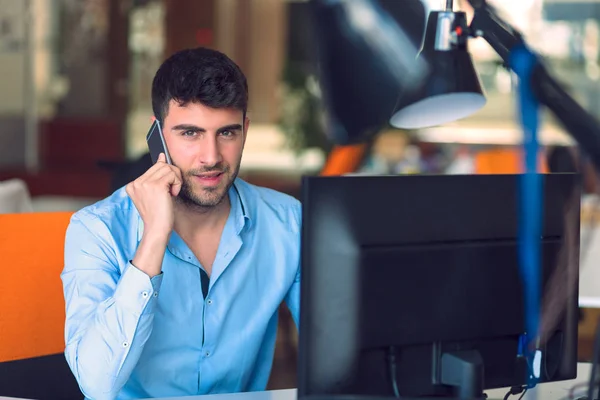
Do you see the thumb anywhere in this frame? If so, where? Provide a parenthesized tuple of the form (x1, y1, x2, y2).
(158, 153, 166, 163)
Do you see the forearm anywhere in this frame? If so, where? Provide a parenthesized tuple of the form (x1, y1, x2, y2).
(64, 264, 162, 399)
(132, 231, 169, 277)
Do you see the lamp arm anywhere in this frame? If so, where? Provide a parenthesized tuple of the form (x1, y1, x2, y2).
(468, 0, 600, 171)
(469, 1, 523, 62)
(532, 63, 600, 171)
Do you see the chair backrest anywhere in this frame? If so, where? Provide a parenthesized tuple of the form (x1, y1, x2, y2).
(0, 212, 82, 400)
(474, 147, 549, 174)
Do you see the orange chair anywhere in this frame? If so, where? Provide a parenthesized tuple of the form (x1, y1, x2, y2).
(475, 148, 548, 174)
(0, 212, 82, 399)
(320, 144, 369, 176)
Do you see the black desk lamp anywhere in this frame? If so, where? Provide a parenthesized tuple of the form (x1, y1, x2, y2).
(391, 0, 600, 172)
(390, 0, 486, 130)
(310, 0, 429, 145)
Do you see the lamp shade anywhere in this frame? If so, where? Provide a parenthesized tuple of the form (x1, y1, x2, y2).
(310, 0, 428, 145)
(390, 11, 486, 130)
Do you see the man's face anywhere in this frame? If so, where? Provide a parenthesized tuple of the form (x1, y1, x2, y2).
(162, 100, 248, 208)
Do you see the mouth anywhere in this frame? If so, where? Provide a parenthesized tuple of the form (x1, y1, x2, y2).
(193, 172, 224, 186)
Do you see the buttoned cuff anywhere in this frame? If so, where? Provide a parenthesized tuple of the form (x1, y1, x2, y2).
(113, 262, 163, 316)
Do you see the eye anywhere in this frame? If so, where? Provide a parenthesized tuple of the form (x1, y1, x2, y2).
(219, 130, 236, 138)
(182, 130, 197, 137)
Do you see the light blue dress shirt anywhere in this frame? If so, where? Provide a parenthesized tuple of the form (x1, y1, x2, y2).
(61, 178, 301, 400)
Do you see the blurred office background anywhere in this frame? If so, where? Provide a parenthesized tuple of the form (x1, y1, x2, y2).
(0, 0, 594, 201)
(1, 0, 596, 202)
(2, 0, 600, 390)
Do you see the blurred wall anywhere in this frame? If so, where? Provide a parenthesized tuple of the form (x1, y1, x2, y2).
(165, 0, 287, 125)
(0, 0, 27, 168)
(0, 0, 295, 196)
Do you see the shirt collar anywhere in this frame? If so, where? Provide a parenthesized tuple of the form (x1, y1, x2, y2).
(230, 180, 251, 235)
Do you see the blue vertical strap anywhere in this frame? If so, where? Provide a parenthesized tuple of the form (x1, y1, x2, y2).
(509, 43, 543, 391)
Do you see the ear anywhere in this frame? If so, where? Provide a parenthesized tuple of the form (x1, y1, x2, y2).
(242, 116, 250, 147)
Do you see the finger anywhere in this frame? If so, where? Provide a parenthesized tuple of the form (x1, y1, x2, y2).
(155, 164, 183, 193)
(157, 152, 166, 163)
(138, 161, 172, 184)
(161, 166, 183, 196)
(137, 162, 182, 194)
(170, 173, 182, 196)
(152, 164, 182, 197)
(150, 164, 178, 183)
(168, 164, 183, 184)
(153, 166, 181, 187)
(136, 153, 170, 184)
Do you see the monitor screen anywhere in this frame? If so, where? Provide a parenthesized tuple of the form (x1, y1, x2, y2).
(298, 173, 580, 399)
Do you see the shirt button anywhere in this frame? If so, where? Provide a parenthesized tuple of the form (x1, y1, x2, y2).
(142, 291, 148, 298)
(207, 299, 213, 305)
(153, 292, 158, 297)
(122, 342, 129, 348)
(205, 351, 210, 357)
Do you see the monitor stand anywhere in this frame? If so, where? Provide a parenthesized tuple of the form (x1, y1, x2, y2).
(435, 349, 486, 400)
(299, 350, 486, 400)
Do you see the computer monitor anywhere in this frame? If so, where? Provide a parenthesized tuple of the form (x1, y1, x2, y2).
(298, 174, 580, 400)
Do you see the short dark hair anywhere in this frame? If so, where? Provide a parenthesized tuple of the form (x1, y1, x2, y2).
(151, 47, 248, 123)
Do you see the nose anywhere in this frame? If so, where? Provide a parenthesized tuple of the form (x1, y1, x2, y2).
(198, 135, 222, 167)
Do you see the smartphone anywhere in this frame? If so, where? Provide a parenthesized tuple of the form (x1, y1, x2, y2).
(146, 119, 172, 164)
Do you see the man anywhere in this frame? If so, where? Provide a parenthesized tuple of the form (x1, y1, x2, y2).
(61, 47, 301, 400)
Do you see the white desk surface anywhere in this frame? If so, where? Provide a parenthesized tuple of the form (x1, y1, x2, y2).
(141, 363, 591, 400)
(150, 389, 296, 400)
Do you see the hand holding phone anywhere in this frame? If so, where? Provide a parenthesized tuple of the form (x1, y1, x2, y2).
(127, 151, 182, 277)
(125, 119, 182, 277)
(126, 152, 182, 237)
(126, 119, 182, 240)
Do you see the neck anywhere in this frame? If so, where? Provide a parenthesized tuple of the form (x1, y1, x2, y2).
(173, 194, 231, 239)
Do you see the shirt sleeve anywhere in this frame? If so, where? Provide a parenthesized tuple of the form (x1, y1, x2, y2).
(61, 210, 163, 400)
(284, 199, 301, 329)
(284, 266, 300, 329)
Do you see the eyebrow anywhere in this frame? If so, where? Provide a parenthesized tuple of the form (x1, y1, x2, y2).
(171, 123, 243, 133)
